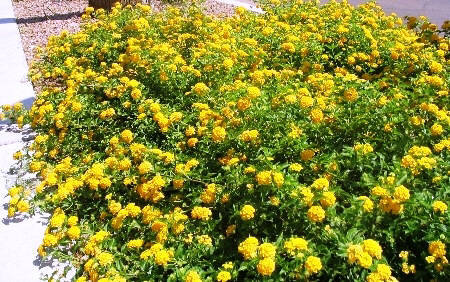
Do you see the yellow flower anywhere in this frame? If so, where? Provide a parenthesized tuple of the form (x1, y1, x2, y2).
(284, 237, 308, 255)
(432, 200, 447, 213)
(185, 270, 202, 282)
(371, 186, 389, 197)
(311, 178, 329, 190)
(300, 96, 314, 108)
(270, 196, 280, 206)
(363, 239, 382, 259)
(256, 170, 272, 185)
(240, 130, 259, 142)
(393, 185, 410, 202)
(344, 88, 358, 102)
(154, 249, 171, 266)
(320, 191, 336, 208)
(307, 205, 325, 222)
(399, 251, 409, 260)
(217, 270, 231, 281)
(223, 58, 234, 70)
(212, 126, 226, 142)
(289, 163, 303, 172)
(358, 251, 373, 268)
(120, 129, 133, 144)
(288, 124, 302, 138)
(238, 237, 259, 260)
(118, 158, 132, 171)
(13, 151, 23, 160)
(429, 61, 443, 73)
(108, 200, 122, 215)
(191, 206, 212, 220)
(187, 137, 199, 148)
(310, 108, 324, 123)
(197, 235, 212, 246)
(426, 255, 436, 263)
(240, 205, 256, 220)
(222, 261, 233, 269)
(358, 196, 374, 212)
(281, 42, 295, 53)
(43, 233, 58, 247)
(85, 7, 94, 14)
(258, 242, 276, 258)
(247, 86, 261, 99)
(127, 239, 144, 249)
(257, 258, 275, 276)
(428, 240, 446, 258)
(305, 256, 322, 274)
(431, 123, 443, 136)
(50, 212, 66, 228)
(138, 161, 153, 174)
(284, 94, 297, 104)
(67, 216, 78, 226)
(237, 97, 251, 111)
(272, 172, 284, 187)
(192, 82, 209, 95)
(75, 277, 87, 282)
(410, 116, 424, 126)
(376, 264, 391, 280)
(96, 252, 114, 266)
(301, 149, 315, 161)
(131, 88, 142, 100)
(17, 200, 30, 213)
(67, 226, 81, 240)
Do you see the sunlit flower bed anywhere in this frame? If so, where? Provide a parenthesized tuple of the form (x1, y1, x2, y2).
(2, 1, 449, 281)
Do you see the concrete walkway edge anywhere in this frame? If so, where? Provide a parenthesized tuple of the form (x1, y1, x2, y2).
(0, 0, 35, 108)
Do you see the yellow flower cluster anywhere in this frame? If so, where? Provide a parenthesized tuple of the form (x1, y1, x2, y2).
(401, 146, 437, 175)
(240, 204, 255, 220)
(426, 240, 449, 272)
(347, 239, 383, 269)
(2, 1, 448, 280)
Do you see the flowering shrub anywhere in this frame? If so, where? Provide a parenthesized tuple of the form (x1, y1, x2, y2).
(2, 1, 449, 281)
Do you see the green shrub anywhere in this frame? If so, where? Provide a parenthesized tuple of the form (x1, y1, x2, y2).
(2, 1, 449, 281)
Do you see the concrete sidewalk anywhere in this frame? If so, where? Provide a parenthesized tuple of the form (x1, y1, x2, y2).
(0, 0, 34, 108)
(0, 1, 70, 281)
(0, 123, 76, 282)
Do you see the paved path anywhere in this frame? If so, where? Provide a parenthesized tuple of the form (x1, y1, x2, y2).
(0, 126, 48, 282)
(0, 0, 34, 108)
(0, 1, 73, 281)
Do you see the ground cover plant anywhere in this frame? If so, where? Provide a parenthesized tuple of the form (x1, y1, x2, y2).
(2, 0, 449, 281)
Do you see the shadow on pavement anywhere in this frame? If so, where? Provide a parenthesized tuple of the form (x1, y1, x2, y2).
(20, 96, 35, 109)
(0, 18, 16, 24)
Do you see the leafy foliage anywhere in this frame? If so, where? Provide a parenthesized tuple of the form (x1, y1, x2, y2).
(2, 1, 449, 281)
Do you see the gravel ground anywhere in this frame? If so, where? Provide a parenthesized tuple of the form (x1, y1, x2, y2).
(12, 0, 237, 65)
(12, 0, 88, 64)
